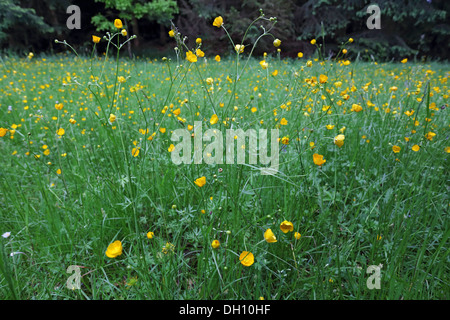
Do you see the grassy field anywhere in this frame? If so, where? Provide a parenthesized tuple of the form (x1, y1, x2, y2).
(0, 20, 449, 300)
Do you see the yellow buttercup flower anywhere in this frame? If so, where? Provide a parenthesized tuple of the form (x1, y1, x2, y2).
(401, 58, 408, 63)
(310, 39, 316, 45)
(351, 104, 363, 112)
(239, 251, 254, 267)
(215, 55, 221, 62)
(92, 35, 101, 43)
(56, 128, 65, 136)
(412, 145, 420, 152)
(280, 220, 294, 233)
(132, 147, 140, 157)
(196, 38, 202, 44)
(0, 128, 8, 137)
(196, 48, 205, 57)
(425, 131, 436, 141)
(194, 176, 206, 187)
(319, 74, 328, 84)
(210, 114, 219, 125)
(147, 232, 154, 239)
(259, 60, 268, 69)
(105, 240, 123, 258)
(121, 29, 127, 36)
(392, 145, 401, 153)
(186, 50, 197, 63)
(109, 114, 116, 123)
(294, 232, 301, 240)
(114, 19, 123, 29)
(297, 52, 303, 58)
(118, 76, 126, 83)
(264, 229, 277, 243)
(211, 240, 220, 249)
(273, 39, 281, 47)
(213, 16, 223, 28)
(168, 144, 175, 152)
(313, 153, 326, 166)
(235, 44, 244, 54)
(334, 134, 345, 148)
(168, 29, 175, 37)
(55, 102, 63, 110)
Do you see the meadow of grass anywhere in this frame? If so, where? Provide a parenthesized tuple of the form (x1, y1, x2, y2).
(0, 16, 449, 300)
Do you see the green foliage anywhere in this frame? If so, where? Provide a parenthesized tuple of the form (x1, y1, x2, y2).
(0, 53, 448, 299)
(92, 0, 179, 32)
(0, 0, 449, 61)
(175, 0, 449, 60)
(0, 0, 53, 47)
(294, 0, 449, 60)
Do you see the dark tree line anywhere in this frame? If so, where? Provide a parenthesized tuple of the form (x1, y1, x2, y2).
(1, 0, 449, 61)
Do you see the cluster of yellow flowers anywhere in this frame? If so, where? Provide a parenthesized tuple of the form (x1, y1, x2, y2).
(1, 15, 448, 283)
(63, 15, 447, 267)
(91, 18, 127, 44)
(195, 175, 300, 267)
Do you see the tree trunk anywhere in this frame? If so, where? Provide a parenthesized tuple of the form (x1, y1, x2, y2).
(131, 17, 140, 48)
(160, 24, 167, 45)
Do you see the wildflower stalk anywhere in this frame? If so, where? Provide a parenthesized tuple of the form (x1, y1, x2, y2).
(422, 81, 431, 139)
(320, 21, 326, 61)
(0, 237, 18, 299)
(221, 14, 276, 120)
(108, 32, 122, 120)
(98, 33, 113, 88)
(238, 17, 277, 80)
(133, 90, 158, 212)
(194, 62, 217, 115)
(54, 40, 80, 60)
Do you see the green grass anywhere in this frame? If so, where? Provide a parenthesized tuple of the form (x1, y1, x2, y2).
(0, 26, 449, 300)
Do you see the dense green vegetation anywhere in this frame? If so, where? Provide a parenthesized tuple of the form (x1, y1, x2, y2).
(0, 12, 448, 299)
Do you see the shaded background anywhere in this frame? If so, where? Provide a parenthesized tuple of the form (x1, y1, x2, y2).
(1, 0, 449, 61)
